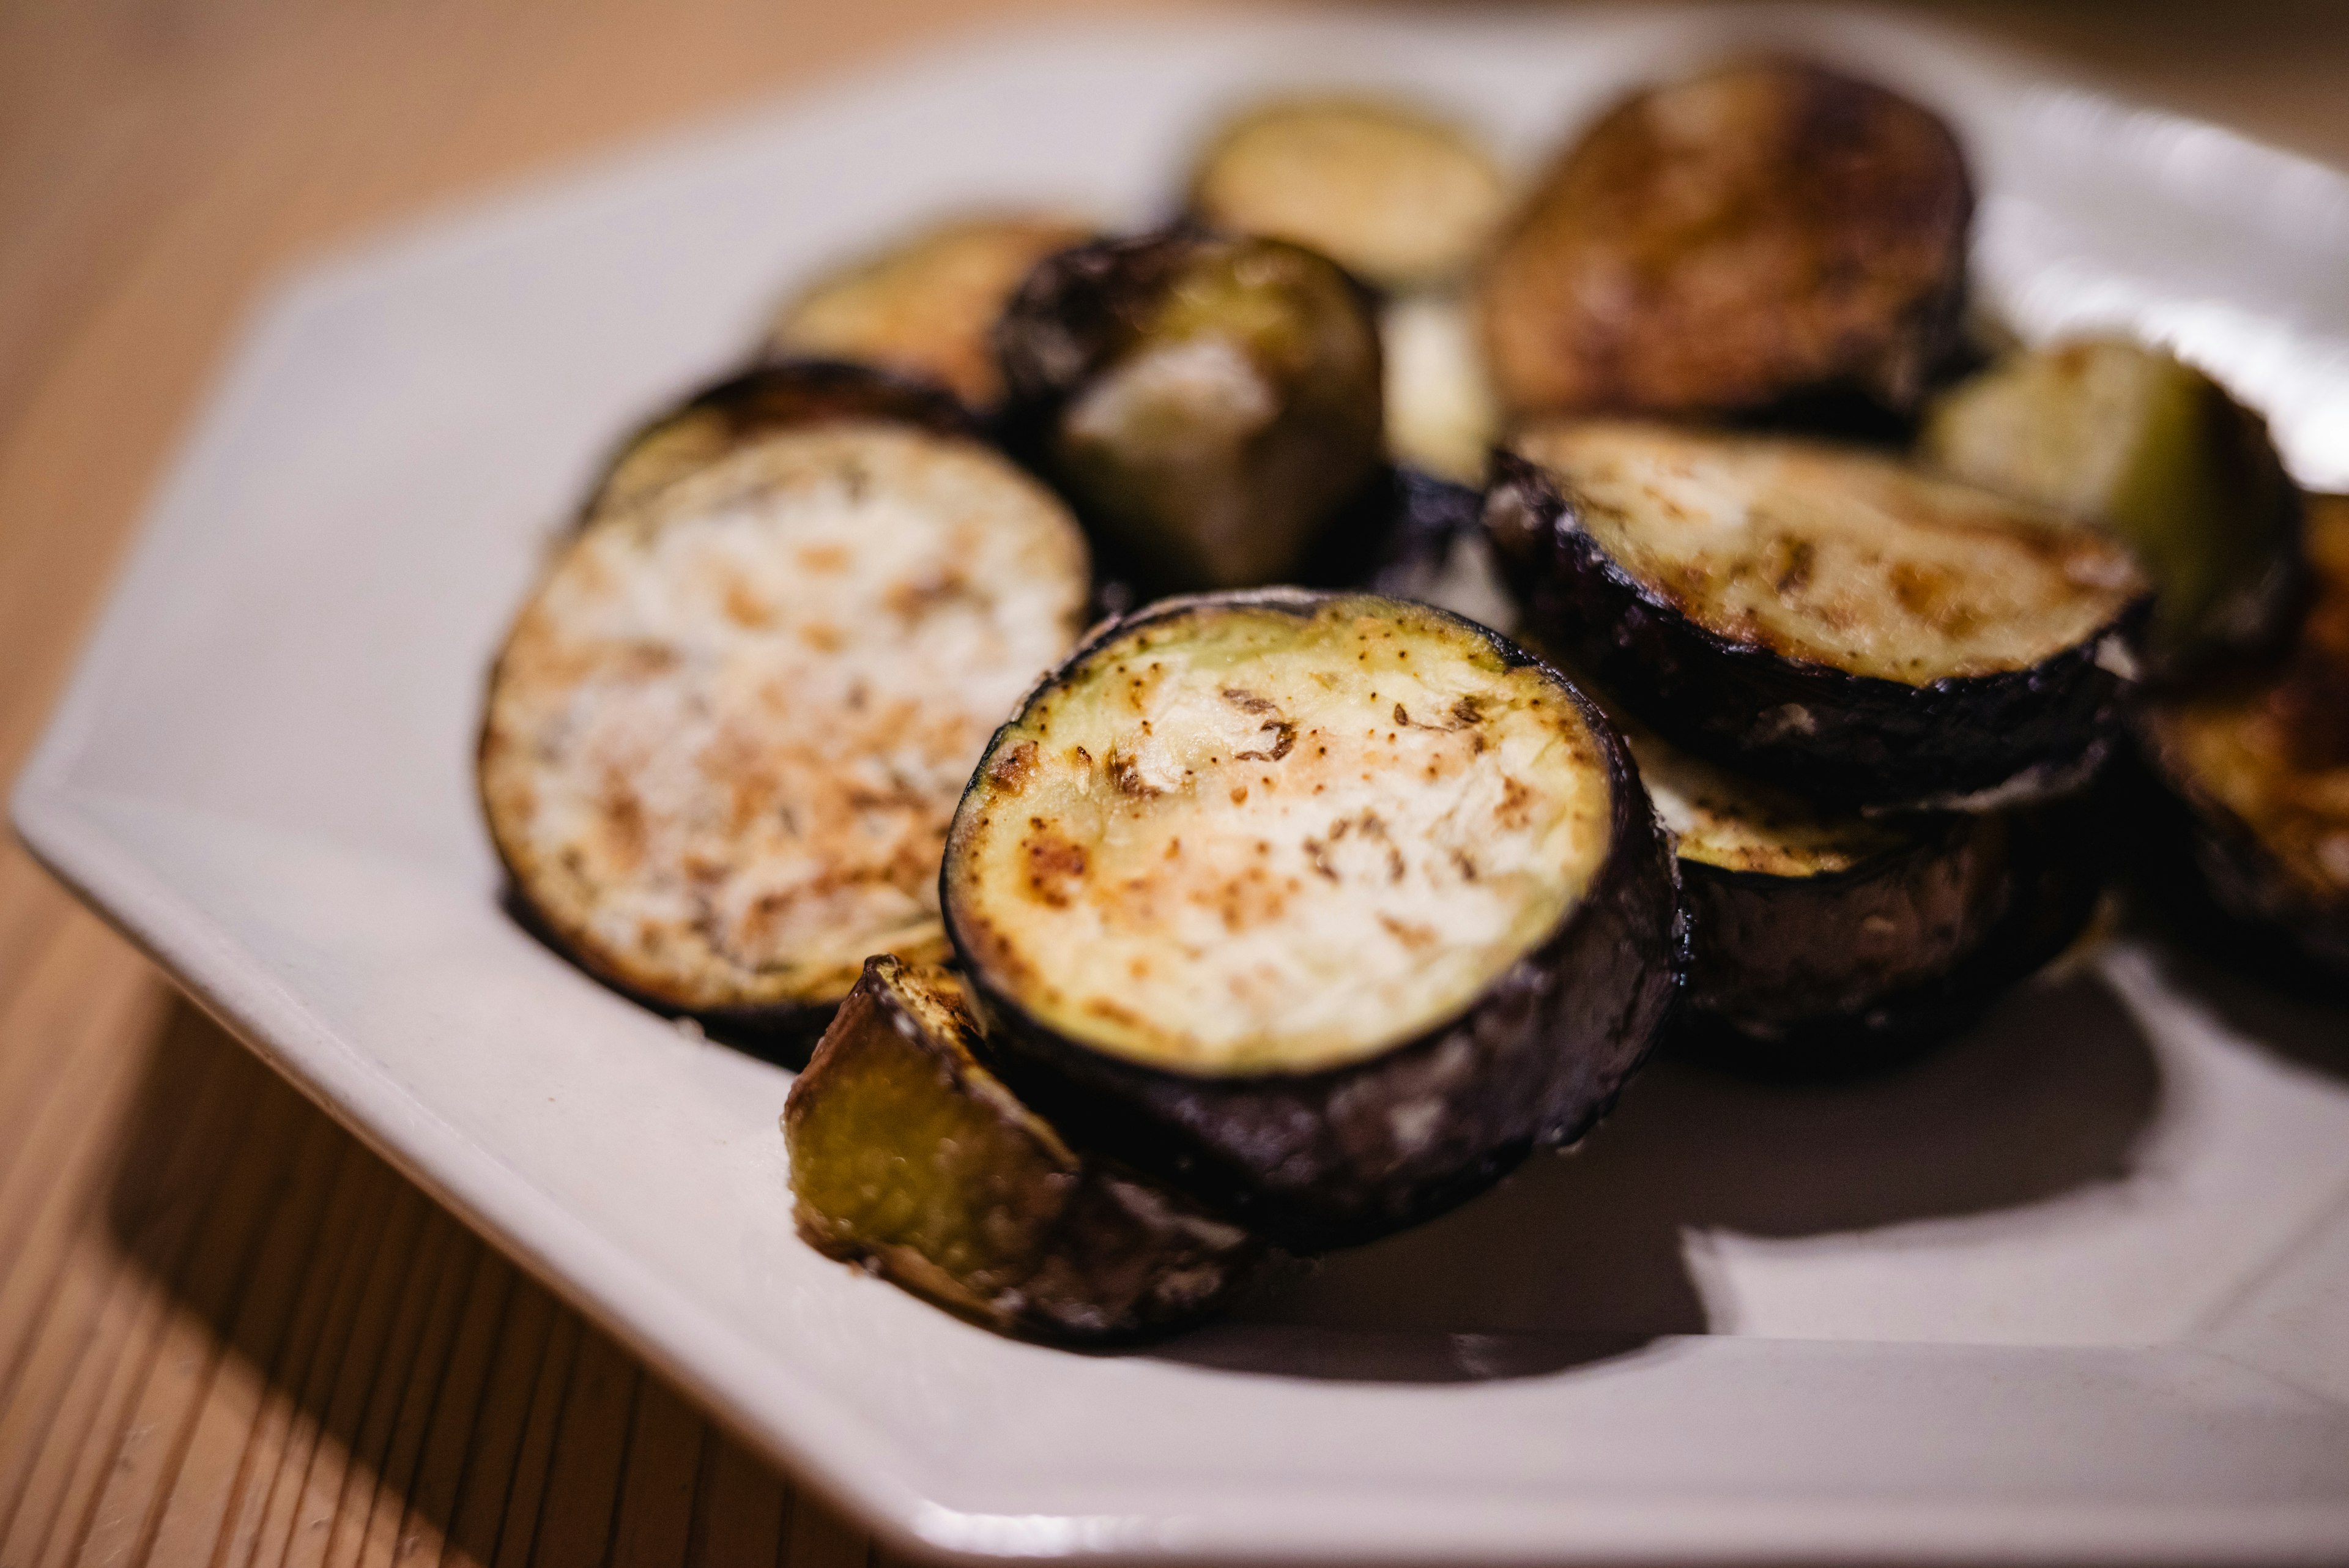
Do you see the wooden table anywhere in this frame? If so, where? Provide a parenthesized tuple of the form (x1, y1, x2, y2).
(1, 3, 2343, 1563)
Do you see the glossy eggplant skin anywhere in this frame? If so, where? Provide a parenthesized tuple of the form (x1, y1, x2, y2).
(785, 957, 1263, 1339)
(1484, 448, 2148, 810)
(583, 360, 973, 522)
(2134, 496, 2349, 981)
(1477, 59, 1972, 422)
(940, 589, 1685, 1250)
(1676, 806, 2105, 1075)
(995, 231, 1385, 593)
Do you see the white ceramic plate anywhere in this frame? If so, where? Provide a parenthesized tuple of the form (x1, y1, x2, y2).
(17, 6, 2349, 1562)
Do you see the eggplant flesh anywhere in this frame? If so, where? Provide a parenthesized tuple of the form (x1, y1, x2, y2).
(2138, 496, 2349, 979)
(784, 957, 1260, 1339)
(766, 215, 1093, 417)
(1488, 420, 2149, 809)
(586, 360, 972, 522)
(995, 231, 1385, 593)
(940, 589, 1683, 1247)
(1381, 291, 1502, 485)
(1477, 58, 1972, 420)
(1922, 337, 2305, 670)
(1186, 95, 1510, 291)
(480, 420, 1091, 1039)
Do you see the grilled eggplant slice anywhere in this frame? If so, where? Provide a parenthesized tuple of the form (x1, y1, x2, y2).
(1921, 338, 2305, 669)
(480, 421, 1091, 1046)
(1381, 291, 1502, 485)
(996, 231, 1384, 592)
(1488, 420, 2150, 809)
(766, 214, 1092, 416)
(940, 589, 1683, 1247)
(1477, 59, 1972, 420)
(587, 360, 971, 521)
(1631, 718, 2098, 1067)
(2138, 496, 2349, 979)
(784, 957, 1261, 1338)
(1185, 95, 1510, 291)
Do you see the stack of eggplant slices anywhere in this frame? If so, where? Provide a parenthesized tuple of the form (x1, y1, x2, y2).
(479, 59, 2348, 1340)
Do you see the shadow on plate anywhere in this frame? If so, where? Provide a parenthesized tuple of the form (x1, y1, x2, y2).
(1152, 970, 2162, 1384)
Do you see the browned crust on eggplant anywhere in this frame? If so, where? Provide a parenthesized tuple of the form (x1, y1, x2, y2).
(785, 957, 1262, 1339)
(1477, 58, 1972, 419)
(1485, 447, 2148, 809)
(940, 589, 1685, 1249)
(583, 360, 973, 522)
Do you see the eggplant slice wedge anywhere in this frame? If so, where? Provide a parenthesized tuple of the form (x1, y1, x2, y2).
(941, 589, 1683, 1247)
(785, 957, 1261, 1339)
(1488, 420, 2150, 810)
(1631, 718, 2101, 1071)
(995, 231, 1386, 593)
(2137, 495, 2349, 981)
(766, 214, 1093, 418)
(1477, 58, 1973, 421)
(481, 418, 1091, 1049)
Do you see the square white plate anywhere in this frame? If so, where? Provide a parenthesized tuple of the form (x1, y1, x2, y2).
(17, 6, 2349, 1562)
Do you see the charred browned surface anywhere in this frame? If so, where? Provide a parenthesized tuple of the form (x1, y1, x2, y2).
(1478, 58, 1972, 420)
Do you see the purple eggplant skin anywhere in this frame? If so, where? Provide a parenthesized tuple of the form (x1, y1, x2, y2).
(1674, 805, 2107, 1079)
(1483, 449, 2150, 811)
(581, 359, 975, 522)
(940, 589, 1687, 1251)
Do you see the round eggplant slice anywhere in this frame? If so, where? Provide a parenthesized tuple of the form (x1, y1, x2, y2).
(2137, 496, 2349, 980)
(1185, 95, 1510, 291)
(1487, 420, 2150, 810)
(1477, 58, 1972, 421)
(586, 360, 972, 522)
(940, 589, 1683, 1247)
(765, 214, 1093, 418)
(1921, 337, 2306, 671)
(785, 957, 1261, 1339)
(995, 231, 1385, 593)
(480, 422, 1091, 1046)
(1629, 717, 2098, 1069)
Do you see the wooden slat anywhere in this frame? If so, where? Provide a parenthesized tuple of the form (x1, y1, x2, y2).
(0, 4, 2342, 1566)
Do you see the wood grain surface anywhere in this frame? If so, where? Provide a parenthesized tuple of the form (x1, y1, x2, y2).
(1, 3, 2343, 1564)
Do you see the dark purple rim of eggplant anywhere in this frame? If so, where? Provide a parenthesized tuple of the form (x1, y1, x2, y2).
(577, 358, 978, 525)
(2126, 712, 2349, 986)
(939, 587, 1687, 1250)
(1671, 801, 2109, 1079)
(1483, 449, 2150, 811)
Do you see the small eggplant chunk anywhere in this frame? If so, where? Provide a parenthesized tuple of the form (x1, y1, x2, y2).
(2138, 496, 2349, 980)
(784, 957, 1261, 1339)
(1186, 96, 1510, 291)
(480, 420, 1091, 1045)
(766, 214, 1093, 417)
(1921, 338, 2305, 670)
(1477, 59, 1972, 420)
(996, 231, 1385, 592)
(586, 360, 972, 521)
(1488, 420, 2150, 810)
(940, 590, 1683, 1248)
(1631, 719, 2098, 1069)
